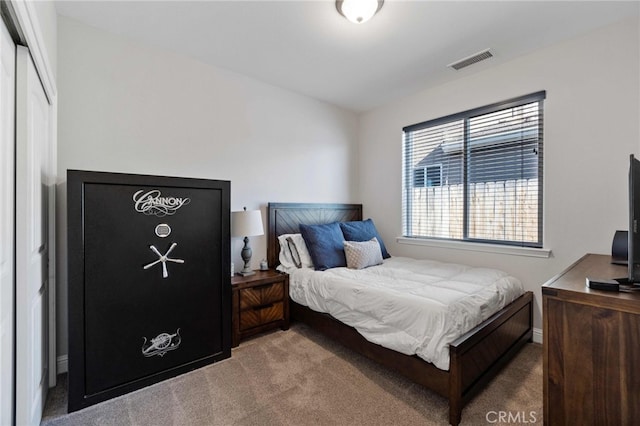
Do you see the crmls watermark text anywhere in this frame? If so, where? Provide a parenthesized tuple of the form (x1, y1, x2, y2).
(486, 411, 538, 424)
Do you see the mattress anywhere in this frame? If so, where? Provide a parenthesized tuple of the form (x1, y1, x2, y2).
(281, 256, 524, 370)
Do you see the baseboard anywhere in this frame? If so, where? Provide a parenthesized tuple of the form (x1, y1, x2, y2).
(532, 327, 542, 344)
(57, 354, 68, 374)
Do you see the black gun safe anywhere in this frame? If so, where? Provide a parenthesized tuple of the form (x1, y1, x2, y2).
(67, 170, 231, 411)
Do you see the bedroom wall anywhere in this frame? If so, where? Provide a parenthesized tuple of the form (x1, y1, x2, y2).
(56, 16, 359, 367)
(31, 0, 57, 78)
(358, 17, 640, 333)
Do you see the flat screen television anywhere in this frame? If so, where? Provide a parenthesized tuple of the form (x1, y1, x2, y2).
(628, 154, 640, 284)
(589, 155, 640, 292)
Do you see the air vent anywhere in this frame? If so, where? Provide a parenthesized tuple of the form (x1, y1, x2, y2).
(448, 49, 493, 71)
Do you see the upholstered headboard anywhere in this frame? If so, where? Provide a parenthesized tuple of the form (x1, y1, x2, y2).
(267, 202, 363, 268)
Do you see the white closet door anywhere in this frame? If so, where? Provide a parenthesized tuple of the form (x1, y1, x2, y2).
(15, 45, 50, 426)
(0, 20, 16, 426)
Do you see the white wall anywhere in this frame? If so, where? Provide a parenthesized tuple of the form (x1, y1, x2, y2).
(359, 17, 640, 330)
(30, 0, 57, 79)
(56, 16, 359, 362)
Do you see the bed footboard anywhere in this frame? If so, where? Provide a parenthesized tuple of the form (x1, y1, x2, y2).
(448, 291, 534, 425)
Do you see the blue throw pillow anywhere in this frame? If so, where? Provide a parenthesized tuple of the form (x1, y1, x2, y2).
(299, 222, 346, 271)
(340, 219, 390, 259)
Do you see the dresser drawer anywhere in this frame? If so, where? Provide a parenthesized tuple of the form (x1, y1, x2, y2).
(239, 281, 284, 311)
(239, 301, 284, 331)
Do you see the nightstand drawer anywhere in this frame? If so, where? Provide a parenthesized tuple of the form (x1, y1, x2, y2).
(239, 301, 284, 331)
(231, 270, 290, 347)
(239, 281, 284, 311)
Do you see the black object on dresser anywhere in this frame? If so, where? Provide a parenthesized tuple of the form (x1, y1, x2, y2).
(67, 170, 231, 412)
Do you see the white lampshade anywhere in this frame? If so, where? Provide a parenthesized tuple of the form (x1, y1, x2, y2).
(231, 209, 264, 237)
(336, 0, 383, 24)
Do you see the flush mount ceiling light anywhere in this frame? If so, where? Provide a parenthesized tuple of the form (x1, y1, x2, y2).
(336, 0, 384, 24)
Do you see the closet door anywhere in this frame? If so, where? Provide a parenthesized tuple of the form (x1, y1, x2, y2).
(15, 45, 50, 426)
(0, 20, 16, 426)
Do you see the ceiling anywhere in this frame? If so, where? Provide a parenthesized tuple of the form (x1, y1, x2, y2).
(54, 1, 639, 113)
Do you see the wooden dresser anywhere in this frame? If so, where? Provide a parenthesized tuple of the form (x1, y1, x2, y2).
(542, 254, 640, 425)
(231, 270, 289, 347)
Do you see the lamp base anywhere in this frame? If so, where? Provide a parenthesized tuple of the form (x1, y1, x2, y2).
(239, 236, 255, 277)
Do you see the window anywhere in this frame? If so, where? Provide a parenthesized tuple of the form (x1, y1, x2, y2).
(402, 91, 545, 248)
(414, 165, 442, 188)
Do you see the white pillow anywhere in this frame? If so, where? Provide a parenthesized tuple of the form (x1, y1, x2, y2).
(277, 233, 314, 269)
(343, 238, 383, 270)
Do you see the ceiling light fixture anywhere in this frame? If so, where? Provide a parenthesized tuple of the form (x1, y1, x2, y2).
(336, 0, 384, 24)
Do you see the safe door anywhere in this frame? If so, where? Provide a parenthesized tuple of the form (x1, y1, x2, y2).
(68, 170, 231, 411)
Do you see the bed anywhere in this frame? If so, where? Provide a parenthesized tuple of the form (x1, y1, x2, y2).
(267, 202, 534, 426)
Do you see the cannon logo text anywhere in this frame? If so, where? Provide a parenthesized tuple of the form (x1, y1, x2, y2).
(133, 189, 190, 217)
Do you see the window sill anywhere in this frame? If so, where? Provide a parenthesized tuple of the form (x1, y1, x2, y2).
(396, 237, 552, 258)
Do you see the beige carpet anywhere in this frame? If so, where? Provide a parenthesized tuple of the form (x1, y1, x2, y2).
(41, 323, 542, 425)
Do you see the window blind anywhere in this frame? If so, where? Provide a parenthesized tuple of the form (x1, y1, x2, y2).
(402, 91, 545, 248)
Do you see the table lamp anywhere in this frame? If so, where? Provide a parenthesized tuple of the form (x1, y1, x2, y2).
(231, 207, 264, 276)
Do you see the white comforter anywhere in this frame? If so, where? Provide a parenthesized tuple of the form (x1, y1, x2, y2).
(282, 256, 524, 370)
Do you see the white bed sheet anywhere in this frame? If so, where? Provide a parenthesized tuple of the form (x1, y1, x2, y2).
(280, 256, 524, 370)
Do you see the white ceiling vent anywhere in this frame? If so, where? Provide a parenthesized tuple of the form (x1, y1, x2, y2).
(448, 49, 493, 71)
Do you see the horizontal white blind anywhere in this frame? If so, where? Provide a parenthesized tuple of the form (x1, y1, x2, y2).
(402, 92, 545, 248)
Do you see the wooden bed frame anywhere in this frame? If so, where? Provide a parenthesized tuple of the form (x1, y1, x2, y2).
(267, 202, 534, 425)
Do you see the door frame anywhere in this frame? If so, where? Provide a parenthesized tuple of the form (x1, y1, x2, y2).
(0, 16, 16, 426)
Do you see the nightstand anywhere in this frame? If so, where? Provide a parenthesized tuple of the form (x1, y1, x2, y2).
(231, 270, 290, 347)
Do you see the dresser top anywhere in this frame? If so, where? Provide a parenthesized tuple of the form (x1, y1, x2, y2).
(542, 253, 640, 312)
